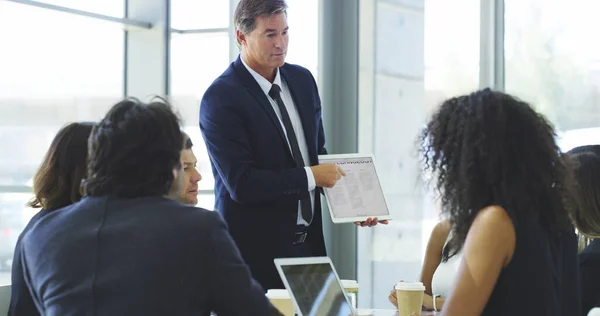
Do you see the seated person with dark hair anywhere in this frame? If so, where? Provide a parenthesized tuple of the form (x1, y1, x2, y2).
(9, 121, 95, 316)
(567, 147, 600, 315)
(178, 131, 202, 206)
(20, 98, 280, 316)
(568, 144, 600, 157)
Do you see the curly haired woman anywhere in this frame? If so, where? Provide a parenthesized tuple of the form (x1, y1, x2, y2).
(419, 88, 579, 316)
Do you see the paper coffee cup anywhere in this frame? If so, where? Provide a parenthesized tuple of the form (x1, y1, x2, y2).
(394, 282, 425, 316)
(341, 279, 359, 309)
(266, 289, 295, 316)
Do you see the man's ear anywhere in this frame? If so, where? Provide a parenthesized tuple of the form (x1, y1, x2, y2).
(172, 163, 181, 182)
(236, 29, 245, 47)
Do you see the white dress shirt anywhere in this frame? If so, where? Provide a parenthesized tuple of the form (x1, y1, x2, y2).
(241, 57, 316, 226)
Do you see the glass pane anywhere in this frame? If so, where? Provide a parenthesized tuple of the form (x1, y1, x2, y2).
(170, 0, 229, 29)
(424, 0, 480, 114)
(170, 32, 230, 191)
(357, 0, 480, 308)
(285, 0, 319, 81)
(382, 0, 425, 10)
(196, 193, 216, 211)
(0, 2, 124, 284)
(35, 0, 123, 17)
(0, 1, 124, 187)
(0, 193, 37, 285)
(505, 0, 600, 151)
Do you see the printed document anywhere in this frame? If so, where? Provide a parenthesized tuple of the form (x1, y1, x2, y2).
(318, 154, 391, 223)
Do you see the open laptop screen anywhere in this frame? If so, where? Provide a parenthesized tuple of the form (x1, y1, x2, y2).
(280, 263, 354, 316)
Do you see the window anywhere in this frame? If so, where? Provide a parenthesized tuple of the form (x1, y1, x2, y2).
(422, 0, 480, 233)
(170, 32, 230, 203)
(35, 0, 123, 17)
(0, 1, 124, 284)
(357, 0, 480, 308)
(505, 0, 600, 151)
(424, 0, 480, 115)
(285, 0, 320, 81)
(169, 1, 232, 210)
(170, 0, 229, 30)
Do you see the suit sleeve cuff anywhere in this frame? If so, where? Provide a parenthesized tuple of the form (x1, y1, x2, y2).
(304, 166, 316, 191)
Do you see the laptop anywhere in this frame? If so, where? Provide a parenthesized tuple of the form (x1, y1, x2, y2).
(274, 257, 380, 316)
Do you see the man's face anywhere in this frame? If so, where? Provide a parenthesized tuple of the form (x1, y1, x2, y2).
(238, 12, 289, 70)
(179, 148, 202, 205)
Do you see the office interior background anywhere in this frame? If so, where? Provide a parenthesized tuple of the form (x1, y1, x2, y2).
(1, 0, 600, 309)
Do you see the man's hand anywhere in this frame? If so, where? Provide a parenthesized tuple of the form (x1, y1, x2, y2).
(311, 163, 346, 188)
(355, 217, 389, 227)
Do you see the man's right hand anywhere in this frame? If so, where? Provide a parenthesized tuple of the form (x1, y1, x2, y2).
(310, 163, 345, 188)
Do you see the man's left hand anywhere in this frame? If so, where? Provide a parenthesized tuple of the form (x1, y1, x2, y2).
(355, 217, 389, 227)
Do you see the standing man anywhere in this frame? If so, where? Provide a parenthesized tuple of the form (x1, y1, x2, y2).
(200, 0, 385, 291)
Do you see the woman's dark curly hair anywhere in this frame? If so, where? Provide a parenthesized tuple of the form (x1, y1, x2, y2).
(420, 88, 574, 262)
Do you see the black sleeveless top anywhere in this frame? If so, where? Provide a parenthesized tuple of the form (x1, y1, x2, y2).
(482, 216, 580, 316)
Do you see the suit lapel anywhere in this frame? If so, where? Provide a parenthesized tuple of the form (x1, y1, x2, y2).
(280, 66, 317, 164)
(232, 57, 290, 155)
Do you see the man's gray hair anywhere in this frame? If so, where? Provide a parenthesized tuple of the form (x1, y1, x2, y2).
(234, 0, 287, 40)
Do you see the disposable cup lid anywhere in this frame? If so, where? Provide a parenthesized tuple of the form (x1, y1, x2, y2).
(266, 289, 290, 299)
(395, 282, 425, 291)
(341, 279, 359, 288)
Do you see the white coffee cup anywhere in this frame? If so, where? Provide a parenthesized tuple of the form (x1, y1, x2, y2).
(265, 289, 295, 316)
(341, 279, 359, 309)
(394, 282, 425, 316)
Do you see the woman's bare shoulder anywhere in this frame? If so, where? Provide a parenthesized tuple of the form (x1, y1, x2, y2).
(431, 219, 451, 240)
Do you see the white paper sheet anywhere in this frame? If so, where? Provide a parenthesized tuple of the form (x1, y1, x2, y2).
(318, 154, 391, 223)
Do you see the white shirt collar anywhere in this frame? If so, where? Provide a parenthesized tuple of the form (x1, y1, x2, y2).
(240, 55, 283, 96)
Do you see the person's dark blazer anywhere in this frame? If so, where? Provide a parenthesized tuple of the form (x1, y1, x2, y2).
(200, 56, 327, 291)
(8, 209, 50, 316)
(20, 196, 279, 316)
(580, 239, 600, 315)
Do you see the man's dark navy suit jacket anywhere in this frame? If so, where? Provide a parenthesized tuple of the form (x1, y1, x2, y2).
(200, 56, 328, 291)
(19, 196, 278, 316)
